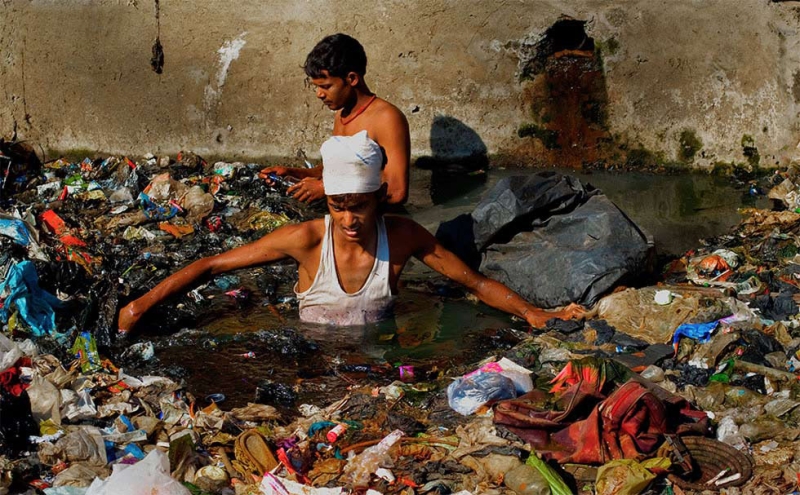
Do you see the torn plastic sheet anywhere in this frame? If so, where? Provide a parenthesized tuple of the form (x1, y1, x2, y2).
(0, 261, 64, 337)
(0, 215, 48, 261)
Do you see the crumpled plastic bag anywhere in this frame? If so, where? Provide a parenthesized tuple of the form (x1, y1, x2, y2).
(54, 428, 107, 467)
(447, 371, 517, 416)
(63, 389, 98, 421)
(53, 463, 109, 488)
(0, 333, 24, 373)
(183, 186, 214, 223)
(768, 178, 800, 209)
(85, 449, 190, 495)
(228, 403, 280, 422)
(0, 260, 64, 337)
(597, 287, 709, 345)
(27, 374, 62, 424)
(145, 173, 187, 202)
(108, 187, 134, 204)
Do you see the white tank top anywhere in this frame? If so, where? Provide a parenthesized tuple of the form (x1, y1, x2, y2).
(295, 215, 395, 325)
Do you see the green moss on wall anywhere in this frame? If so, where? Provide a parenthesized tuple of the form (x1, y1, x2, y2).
(741, 134, 760, 167)
(678, 129, 702, 162)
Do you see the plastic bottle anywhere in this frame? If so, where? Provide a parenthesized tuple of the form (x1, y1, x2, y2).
(326, 423, 347, 443)
(342, 429, 404, 487)
(503, 463, 551, 495)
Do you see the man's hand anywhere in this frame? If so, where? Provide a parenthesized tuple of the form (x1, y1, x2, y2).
(118, 302, 141, 335)
(560, 302, 586, 320)
(287, 178, 325, 203)
(524, 303, 586, 329)
(259, 166, 293, 184)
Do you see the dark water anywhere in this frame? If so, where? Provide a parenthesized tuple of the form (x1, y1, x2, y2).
(411, 167, 769, 257)
(135, 168, 767, 409)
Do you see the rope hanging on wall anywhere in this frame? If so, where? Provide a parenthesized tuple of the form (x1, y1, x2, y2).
(150, 0, 164, 74)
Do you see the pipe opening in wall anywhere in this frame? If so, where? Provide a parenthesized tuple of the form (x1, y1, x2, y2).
(517, 17, 612, 168)
(520, 17, 595, 79)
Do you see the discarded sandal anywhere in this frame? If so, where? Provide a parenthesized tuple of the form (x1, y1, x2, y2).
(234, 429, 279, 477)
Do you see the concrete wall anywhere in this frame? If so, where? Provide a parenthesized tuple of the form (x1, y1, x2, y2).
(1, 0, 800, 169)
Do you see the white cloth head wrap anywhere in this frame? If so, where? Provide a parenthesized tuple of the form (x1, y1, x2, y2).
(321, 130, 382, 195)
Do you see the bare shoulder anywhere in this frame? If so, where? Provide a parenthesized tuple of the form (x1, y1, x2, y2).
(268, 218, 324, 249)
(385, 215, 430, 242)
(372, 98, 408, 126)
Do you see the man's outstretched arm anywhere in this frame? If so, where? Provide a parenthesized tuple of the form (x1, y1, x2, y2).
(118, 222, 312, 334)
(405, 219, 583, 327)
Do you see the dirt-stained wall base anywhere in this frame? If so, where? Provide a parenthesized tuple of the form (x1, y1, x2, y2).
(1, 0, 799, 170)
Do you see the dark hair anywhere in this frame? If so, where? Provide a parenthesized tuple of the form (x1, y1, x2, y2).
(327, 191, 376, 207)
(304, 33, 367, 79)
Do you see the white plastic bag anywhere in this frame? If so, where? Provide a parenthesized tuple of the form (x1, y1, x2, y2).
(27, 374, 62, 424)
(447, 372, 517, 416)
(260, 473, 343, 494)
(85, 449, 190, 495)
(0, 333, 23, 373)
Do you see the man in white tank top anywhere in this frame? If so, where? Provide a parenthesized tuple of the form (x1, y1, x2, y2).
(118, 133, 584, 332)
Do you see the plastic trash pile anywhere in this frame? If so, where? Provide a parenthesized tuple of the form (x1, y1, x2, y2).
(2, 138, 800, 494)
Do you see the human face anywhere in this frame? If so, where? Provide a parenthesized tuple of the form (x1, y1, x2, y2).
(327, 193, 379, 242)
(310, 70, 355, 110)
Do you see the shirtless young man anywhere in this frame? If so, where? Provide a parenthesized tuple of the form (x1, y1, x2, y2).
(118, 133, 583, 333)
(259, 33, 410, 206)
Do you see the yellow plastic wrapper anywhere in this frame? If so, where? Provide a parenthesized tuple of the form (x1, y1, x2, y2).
(245, 211, 291, 233)
(595, 459, 657, 495)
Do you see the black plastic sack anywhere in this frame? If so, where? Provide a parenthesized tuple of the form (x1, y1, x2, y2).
(0, 388, 38, 456)
(437, 172, 651, 308)
(471, 172, 594, 250)
(436, 172, 595, 270)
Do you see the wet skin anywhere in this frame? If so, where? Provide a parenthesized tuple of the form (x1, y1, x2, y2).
(117, 190, 584, 334)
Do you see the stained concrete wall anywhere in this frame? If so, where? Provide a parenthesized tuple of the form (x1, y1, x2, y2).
(1, 0, 800, 169)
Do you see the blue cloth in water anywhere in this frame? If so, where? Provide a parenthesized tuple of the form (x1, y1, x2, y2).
(0, 261, 63, 337)
(672, 321, 719, 345)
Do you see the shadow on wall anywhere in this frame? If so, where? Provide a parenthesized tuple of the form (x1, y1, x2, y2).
(414, 115, 488, 205)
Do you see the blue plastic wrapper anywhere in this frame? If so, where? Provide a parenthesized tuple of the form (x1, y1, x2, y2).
(672, 321, 719, 345)
(0, 261, 63, 336)
(0, 218, 33, 247)
(138, 192, 179, 221)
(447, 371, 517, 416)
